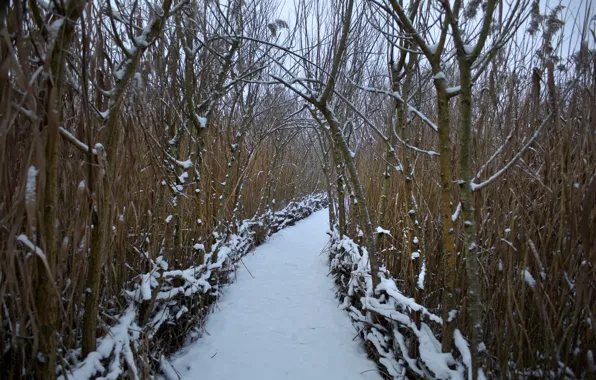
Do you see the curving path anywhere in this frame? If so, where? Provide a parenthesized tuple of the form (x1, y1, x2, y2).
(168, 209, 382, 380)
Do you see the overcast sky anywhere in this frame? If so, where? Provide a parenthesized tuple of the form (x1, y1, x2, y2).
(274, 0, 595, 58)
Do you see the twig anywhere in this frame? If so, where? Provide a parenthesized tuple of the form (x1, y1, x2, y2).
(239, 257, 255, 279)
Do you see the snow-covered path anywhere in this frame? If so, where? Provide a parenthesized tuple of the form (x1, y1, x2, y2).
(169, 209, 382, 380)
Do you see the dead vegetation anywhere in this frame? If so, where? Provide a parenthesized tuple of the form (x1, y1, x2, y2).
(1, 0, 595, 379)
(1, 0, 323, 378)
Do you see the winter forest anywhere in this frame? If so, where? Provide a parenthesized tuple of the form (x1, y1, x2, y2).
(1, 0, 595, 378)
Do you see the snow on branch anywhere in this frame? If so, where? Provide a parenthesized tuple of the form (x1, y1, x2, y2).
(59, 127, 97, 156)
(351, 82, 439, 133)
(452, 202, 462, 222)
(376, 226, 392, 236)
(172, 157, 194, 170)
(270, 74, 314, 103)
(16, 234, 47, 262)
(16, 234, 59, 289)
(329, 90, 438, 158)
(471, 114, 551, 192)
(59, 307, 139, 380)
(394, 131, 440, 157)
(474, 126, 517, 181)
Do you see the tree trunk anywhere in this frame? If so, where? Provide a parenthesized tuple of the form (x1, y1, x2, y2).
(377, 139, 394, 231)
(436, 80, 457, 353)
(396, 65, 422, 351)
(458, 58, 484, 377)
(331, 139, 347, 237)
(321, 107, 380, 289)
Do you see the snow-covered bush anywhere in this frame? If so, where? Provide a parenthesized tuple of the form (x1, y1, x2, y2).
(327, 231, 471, 380)
(58, 193, 327, 379)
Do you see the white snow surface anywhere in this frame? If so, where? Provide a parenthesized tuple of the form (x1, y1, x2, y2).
(169, 210, 381, 380)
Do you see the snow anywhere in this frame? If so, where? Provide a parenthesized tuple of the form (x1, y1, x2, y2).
(454, 329, 472, 380)
(376, 226, 391, 236)
(428, 43, 439, 54)
(139, 274, 154, 301)
(59, 127, 93, 154)
(94, 143, 104, 154)
(433, 72, 447, 81)
(416, 323, 462, 379)
(155, 256, 168, 270)
(417, 260, 426, 290)
(49, 18, 64, 32)
(26, 166, 38, 204)
(407, 106, 438, 132)
(59, 306, 138, 380)
(375, 277, 442, 324)
(165, 215, 173, 224)
(196, 115, 208, 129)
(522, 268, 536, 288)
(160, 356, 178, 380)
(175, 158, 193, 169)
(114, 68, 126, 81)
(98, 109, 110, 119)
(175, 306, 188, 320)
(452, 202, 462, 222)
(16, 234, 47, 263)
(170, 210, 381, 379)
(463, 44, 475, 56)
(134, 34, 150, 48)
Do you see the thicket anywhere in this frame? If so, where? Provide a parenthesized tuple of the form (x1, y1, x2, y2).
(1, 0, 594, 379)
(321, 1, 595, 378)
(1, 0, 322, 378)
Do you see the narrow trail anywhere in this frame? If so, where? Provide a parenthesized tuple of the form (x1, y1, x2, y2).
(170, 209, 382, 380)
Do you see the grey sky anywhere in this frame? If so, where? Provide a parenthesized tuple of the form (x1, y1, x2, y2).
(274, 0, 595, 58)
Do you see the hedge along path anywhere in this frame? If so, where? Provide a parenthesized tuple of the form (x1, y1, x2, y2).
(59, 195, 328, 379)
(167, 209, 383, 380)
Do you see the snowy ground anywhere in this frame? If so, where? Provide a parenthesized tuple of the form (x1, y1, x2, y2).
(168, 209, 382, 380)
